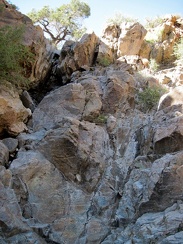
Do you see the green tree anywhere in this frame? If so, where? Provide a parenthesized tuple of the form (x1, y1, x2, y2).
(28, 0, 90, 46)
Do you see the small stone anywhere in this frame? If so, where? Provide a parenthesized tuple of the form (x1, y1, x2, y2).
(2, 138, 18, 153)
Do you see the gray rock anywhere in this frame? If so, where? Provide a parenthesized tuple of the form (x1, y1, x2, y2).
(32, 83, 86, 131)
(0, 141, 9, 166)
(10, 150, 91, 243)
(36, 117, 110, 193)
(20, 90, 35, 112)
(0, 165, 12, 187)
(2, 137, 18, 153)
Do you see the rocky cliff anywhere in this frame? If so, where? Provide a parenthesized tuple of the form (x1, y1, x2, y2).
(1, 3, 183, 243)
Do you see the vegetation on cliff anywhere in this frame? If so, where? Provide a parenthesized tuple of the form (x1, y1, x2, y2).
(0, 25, 34, 88)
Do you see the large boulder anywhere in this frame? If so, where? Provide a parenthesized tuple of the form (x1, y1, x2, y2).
(32, 83, 86, 131)
(158, 86, 183, 110)
(102, 70, 135, 114)
(37, 117, 109, 193)
(154, 106, 183, 155)
(117, 22, 147, 56)
(0, 86, 31, 136)
(0, 142, 9, 166)
(140, 15, 183, 64)
(57, 32, 99, 82)
(97, 24, 121, 65)
(156, 66, 183, 87)
(10, 150, 91, 243)
(0, 165, 45, 243)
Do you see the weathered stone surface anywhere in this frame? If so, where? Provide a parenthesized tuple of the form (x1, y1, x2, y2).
(32, 83, 86, 131)
(20, 90, 35, 112)
(143, 15, 182, 64)
(157, 66, 183, 87)
(37, 117, 110, 193)
(117, 22, 147, 56)
(57, 32, 99, 81)
(158, 86, 183, 110)
(139, 40, 152, 59)
(119, 201, 183, 243)
(0, 173, 32, 241)
(10, 150, 91, 243)
(153, 104, 183, 155)
(97, 24, 121, 65)
(2, 137, 18, 153)
(0, 85, 31, 136)
(97, 40, 115, 66)
(102, 23, 121, 44)
(0, 141, 9, 166)
(139, 151, 183, 214)
(78, 77, 103, 121)
(1, 8, 183, 243)
(102, 70, 135, 114)
(0, 166, 12, 187)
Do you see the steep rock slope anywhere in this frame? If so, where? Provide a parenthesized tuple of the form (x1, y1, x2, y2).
(1, 62, 183, 243)
(1, 5, 183, 244)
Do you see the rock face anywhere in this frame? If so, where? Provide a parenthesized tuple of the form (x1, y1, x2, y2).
(37, 118, 110, 193)
(1, 5, 183, 244)
(140, 15, 183, 63)
(57, 32, 99, 82)
(0, 85, 31, 136)
(117, 22, 147, 56)
(0, 57, 182, 242)
(158, 86, 183, 110)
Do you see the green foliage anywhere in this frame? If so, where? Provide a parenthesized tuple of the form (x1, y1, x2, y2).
(145, 27, 164, 44)
(27, 0, 90, 46)
(93, 114, 107, 124)
(145, 16, 164, 28)
(173, 38, 183, 61)
(149, 58, 159, 72)
(0, 25, 34, 89)
(98, 56, 112, 67)
(138, 86, 165, 111)
(0, 3, 4, 13)
(106, 12, 137, 26)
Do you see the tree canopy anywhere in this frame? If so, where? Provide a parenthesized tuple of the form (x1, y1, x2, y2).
(28, 0, 90, 46)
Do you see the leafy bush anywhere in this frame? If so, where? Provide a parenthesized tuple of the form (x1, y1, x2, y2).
(173, 38, 183, 61)
(93, 114, 107, 124)
(149, 59, 159, 72)
(0, 25, 34, 88)
(145, 27, 163, 44)
(138, 86, 165, 111)
(145, 16, 164, 28)
(98, 56, 112, 67)
(106, 12, 137, 26)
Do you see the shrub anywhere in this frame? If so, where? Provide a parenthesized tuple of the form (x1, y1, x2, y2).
(106, 12, 137, 26)
(145, 28, 163, 44)
(149, 58, 159, 72)
(145, 16, 164, 28)
(138, 86, 166, 111)
(98, 56, 112, 67)
(0, 25, 34, 89)
(93, 114, 107, 124)
(173, 38, 183, 61)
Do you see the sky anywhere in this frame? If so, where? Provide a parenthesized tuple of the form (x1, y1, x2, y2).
(11, 0, 183, 36)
